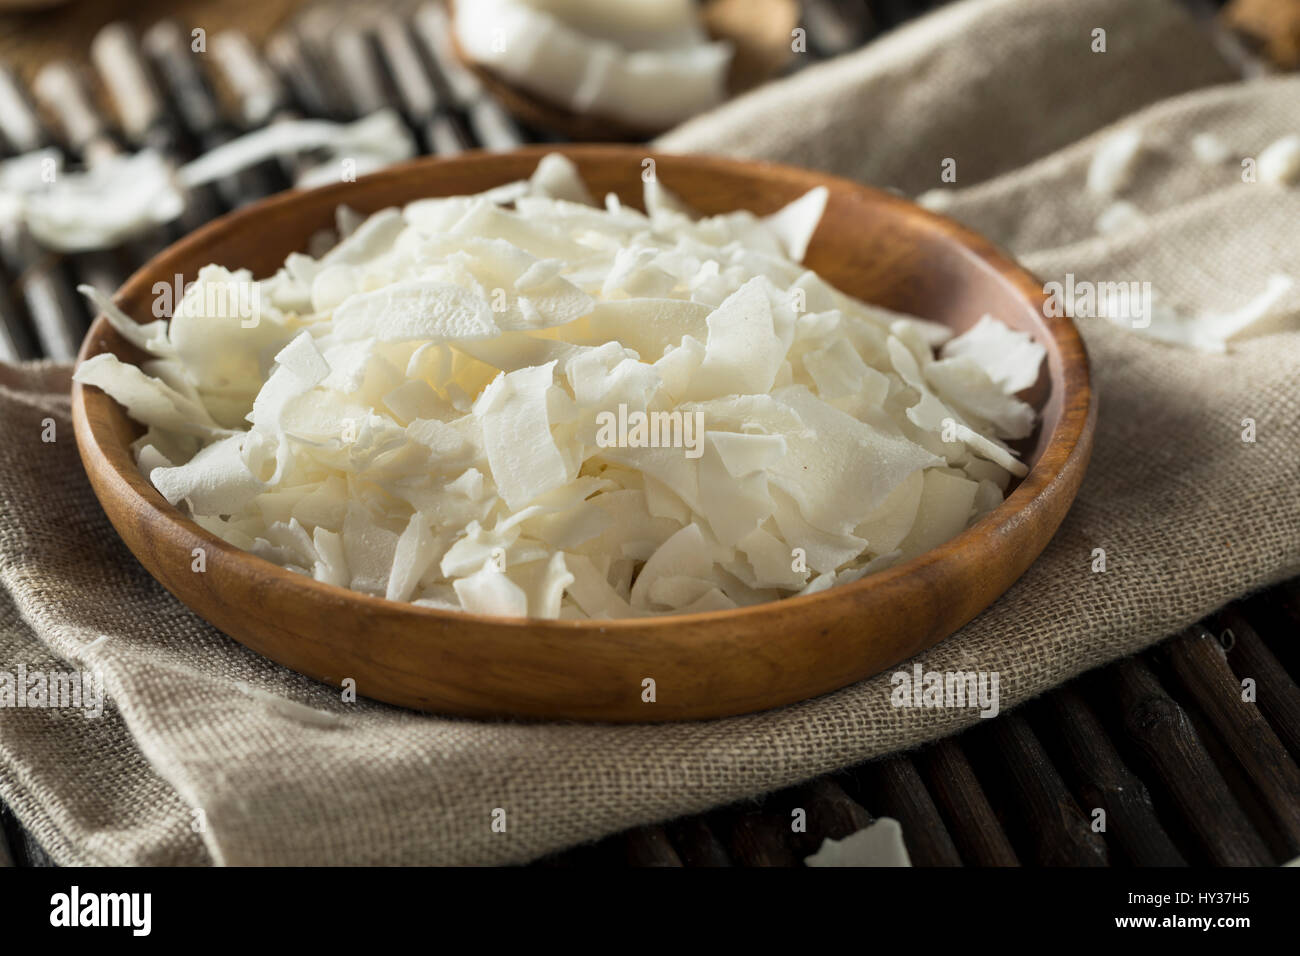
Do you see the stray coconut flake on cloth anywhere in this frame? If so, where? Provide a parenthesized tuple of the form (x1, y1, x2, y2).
(1087, 127, 1144, 197)
(75, 154, 1045, 620)
(1257, 134, 1300, 186)
(1103, 273, 1297, 352)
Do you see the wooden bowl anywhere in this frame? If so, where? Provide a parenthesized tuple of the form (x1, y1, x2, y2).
(72, 146, 1096, 722)
(449, 0, 800, 142)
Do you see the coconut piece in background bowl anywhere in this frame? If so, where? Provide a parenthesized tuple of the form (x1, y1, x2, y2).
(449, 0, 799, 140)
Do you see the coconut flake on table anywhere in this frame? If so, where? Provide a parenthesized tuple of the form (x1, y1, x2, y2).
(804, 817, 912, 867)
(75, 153, 1046, 620)
(453, 0, 732, 129)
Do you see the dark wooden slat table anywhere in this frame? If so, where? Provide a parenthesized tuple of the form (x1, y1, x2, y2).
(918, 738, 1019, 865)
(1039, 686, 1186, 866)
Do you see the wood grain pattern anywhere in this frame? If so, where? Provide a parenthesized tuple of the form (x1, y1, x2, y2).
(980, 713, 1109, 866)
(664, 816, 732, 866)
(1040, 687, 1185, 866)
(917, 738, 1020, 866)
(448, 0, 800, 142)
(1108, 657, 1272, 866)
(859, 755, 963, 866)
(788, 777, 873, 855)
(1165, 625, 1300, 855)
(622, 825, 684, 867)
(722, 803, 802, 866)
(71, 145, 1096, 722)
(0, 0, 301, 81)
(1218, 604, 1300, 760)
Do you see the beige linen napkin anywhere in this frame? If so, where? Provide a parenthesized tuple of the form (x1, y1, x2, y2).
(2, 0, 1298, 865)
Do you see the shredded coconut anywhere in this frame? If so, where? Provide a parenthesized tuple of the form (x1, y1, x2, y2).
(1087, 127, 1143, 197)
(233, 681, 343, 727)
(805, 817, 912, 867)
(453, 0, 731, 129)
(1190, 132, 1231, 165)
(1095, 199, 1144, 236)
(1257, 134, 1300, 186)
(76, 154, 1045, 619)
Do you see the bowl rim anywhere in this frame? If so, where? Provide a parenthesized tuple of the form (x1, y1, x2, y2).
(72, 144, 1095, 637)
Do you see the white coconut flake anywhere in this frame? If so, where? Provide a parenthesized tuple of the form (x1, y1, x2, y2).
(1257, 134, 1300, 186)
(805, 818, 912, 867)
(510, 552, 575, 618)
(898, 469, 979, 558)
(74, 353, 226, 437)
(1191, 132, 1231, 165)
(925, 356, 1036, 440)
(762, 187, 828, 263)
(689, 277, 791, 400)
(454, 562, 529, 616)
(940, 315, 1046, 395)
(1195, 273, 1296, 344)
(708, 431, 787, 478)
(528, 152, 595, 206)
(854, 470, 924, 555)
(474, 362, 574, 510)
(915, 188, 955, 212)
(150, 433, 263, 513)
(629, 523, 716, 609)
(803, 336, 889, 403)
(386, 513, 441, 603)
(1118, 274, 1298, 352)
(1095, 199, 1144, 236)
(454, 0, 731, 130)
(233, 681, 343, 728)
(952, 423, 1028, 478)
(274, 331, 331, 386)
(79, 154, 1046, 618)
(78, 284, 174, 357)
(1087, 127, 1143, 197)
(332, 280, 500, 342)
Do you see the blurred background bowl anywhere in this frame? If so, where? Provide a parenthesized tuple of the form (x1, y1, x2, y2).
(448, 0, 801, 141)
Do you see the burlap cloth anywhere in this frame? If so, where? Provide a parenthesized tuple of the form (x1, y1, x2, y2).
(2, 0, 1298, 866)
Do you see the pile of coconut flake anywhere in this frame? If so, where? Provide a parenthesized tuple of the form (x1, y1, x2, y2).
(75, 153, 1045, 619)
